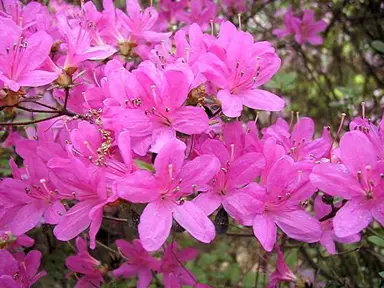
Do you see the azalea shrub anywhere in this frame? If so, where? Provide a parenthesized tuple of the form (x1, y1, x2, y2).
(0, 0, 383, 287)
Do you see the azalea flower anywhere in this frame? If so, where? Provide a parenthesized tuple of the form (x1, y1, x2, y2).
(0, 249, 46, 287)
(66, 237, 104, 287)
(197, 21, 284, 117)
(0, 17, 59, 92)
(310, 130, 384, 237)
(116, 139, 220, 251)
(113, 239, 160, 287)
(266, 246, 297, 288)
(314, 196, 361, 254)
(159, 242, 198, 287)
(0, 156, 65, 236)
(227, 156, 322, 251)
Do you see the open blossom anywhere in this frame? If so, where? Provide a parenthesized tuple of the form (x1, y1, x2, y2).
(56, 15, 116, 71)
(49, 158, 118, 249)
(227, 156, 321, 251)
(116, 140, 220, 251)
(0, 17, 59, 92)
(193, 123, 266, 217)
(273, 8, 327, 45)
(175, 0, 217, 30)
(314, 196, 361, 254)
(198, 21, 284, 117)
(350, 116, 384, 159)
(113, 239, 160, 287)
(262, 117, 332, 163)
(159, 242, 198, 287)
(103, 63, 209, 154)
(66, 237, 104, 288)
(0, 156, 65, 236)
(310, 130, 384, 237)
(0, 250, 46, 288)
(266, 246, 297, 288)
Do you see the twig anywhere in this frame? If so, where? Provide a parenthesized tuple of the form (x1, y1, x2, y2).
(103, 215, 129, 223)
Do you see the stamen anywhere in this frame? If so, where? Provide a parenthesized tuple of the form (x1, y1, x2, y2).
(361, 102, 366, 119)
(210, 19, 214, 36)
(230, 144, 235, 162)
(237, 13, 242, 30)
(168, 164, 173, 180)
(334, 113, 346, 143)
(151, 85, 158, 106)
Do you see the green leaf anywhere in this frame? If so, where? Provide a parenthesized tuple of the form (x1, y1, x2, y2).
(285, 249, 298, 269)
(379, 271, 384, 278)
(372, 40, 384, 53)
(368, 236, 384, 247)
(242, 272, 256, 287)
(134, 159, 153, 171)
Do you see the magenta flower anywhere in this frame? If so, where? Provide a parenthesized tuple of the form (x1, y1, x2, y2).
(314, 197, 361, 255)
(0, 156, 65, 236)
(350, 116, 384, 160)
(113, 239, 160, 287)
(293, 10, 327, 45)
(175, 0, 217, 30)
(227, 156, 321, 251)
(193, 137, 265, 218)
(103, 64, 209, 154)
(48, 156, 118, 249)
(159, 242, 198, 288)
(266, 246, 297, 288)
(65, 237, 104, 288)
(56, 15, 116, 70)
(272, 8, 300, 40)
(273, 8, 327, 45)
(222, 0, 247, 15)
(198, 21, 284, 117)
(0, 249, 46, 288)
(0, 17, 59, 92)
(262, 117, 332, 162)
(310, 130, 384, 238)
(116, 140, 220, 251)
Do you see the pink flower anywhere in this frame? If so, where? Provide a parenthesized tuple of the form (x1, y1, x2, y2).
(159, 242, 198, 288)
(116, 139, 220, 251)
(48, 157, 118, 249)
(262, 117, 332, 162)
(197, 21, 284, 117)
(103, 64, 209, 154)
(272, 8, 300, 40)
(113, 239, 160, 287)
(0, 157, 65, 236)
(193, 130, 265, 218)
(175, 0, 217, 30)
(0, 249, 46, 288)
(56, 15, 116, 70)
(66, 237, 104, 288)
(0, 17, 59, 92)
(314, 197, 361, 254)
(266, 246, 296, 288)
(310, 130, 384, 238)
(293, 10, 327, 45)
(222, 0, 247, 15)
(227, 156, 321, 251)
(350, 116, 384, 160)
(273, 8, 327, 45)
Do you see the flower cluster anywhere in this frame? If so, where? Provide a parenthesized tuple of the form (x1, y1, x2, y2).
(0, 0, 379, 287)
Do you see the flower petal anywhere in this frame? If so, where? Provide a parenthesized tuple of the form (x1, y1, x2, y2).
(333, 200, 372, 238)
(172, 201, 215, 243)
(138, 201, 173, 251)
(240, 89, 284, 112)
(252, 214, 277, 251)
